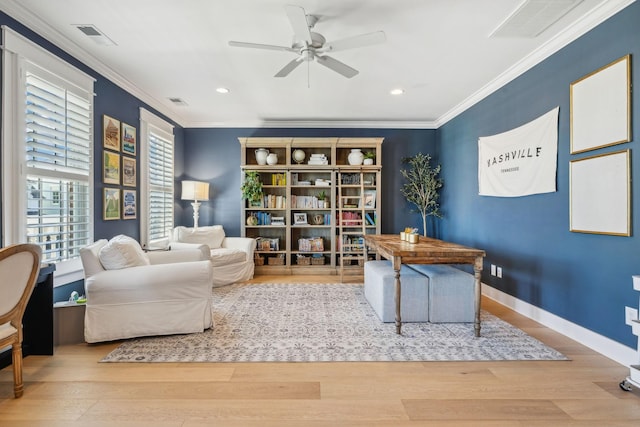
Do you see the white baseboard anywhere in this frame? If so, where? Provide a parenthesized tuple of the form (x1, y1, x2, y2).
(482, 284, 637, 367)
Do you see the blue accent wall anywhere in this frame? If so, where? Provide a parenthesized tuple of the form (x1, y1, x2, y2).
(181, 128, 436, 237)
(438, 2, 640, 348)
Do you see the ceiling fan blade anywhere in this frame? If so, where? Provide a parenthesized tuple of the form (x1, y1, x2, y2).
(284, 4, 312, 44)
(321, 31, 387, 53)
(228, 40, 295, 53)
(316, 55, 359, 78)
(275, 57, 304, 77)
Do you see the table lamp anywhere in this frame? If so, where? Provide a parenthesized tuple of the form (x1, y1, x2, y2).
(181, 180, 209, 229)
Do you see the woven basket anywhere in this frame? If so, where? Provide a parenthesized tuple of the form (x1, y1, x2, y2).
(311, 257, 326, 265)
(268, 256, 285, 265)
(296, 256, 311, 265)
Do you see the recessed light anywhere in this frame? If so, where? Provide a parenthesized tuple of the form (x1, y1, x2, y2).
(390, 88, 404, 95)
(216, 87, 230, 94)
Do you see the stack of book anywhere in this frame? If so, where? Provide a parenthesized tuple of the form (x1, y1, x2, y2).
(308, 153, 328, 165)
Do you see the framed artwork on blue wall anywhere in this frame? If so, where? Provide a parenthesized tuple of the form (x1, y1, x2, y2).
(103, 115, 121, 151)
(103, 188, 120, 221)
(570, 55, 631, 154)
(570, 149, 630, 236)
(121, 122, 137, 155)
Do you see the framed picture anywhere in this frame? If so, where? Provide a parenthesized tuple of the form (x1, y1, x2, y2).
(103, 115, 121, 151)
(360, 190, 376, 208)
(103, 188, 121, 220)
(570, 149, 630, 236)
(122, 189, 137, 220)
(294, 212, 308, 225)
(103, 151, 120, 184)
(570, 55, 631, 154)
(122, 156, 136, 187)
(121, 122, 137, 155)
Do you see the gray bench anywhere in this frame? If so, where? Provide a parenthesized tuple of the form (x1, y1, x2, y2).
(363, 261, 475, 323)
(363, 260, 429, 322)
(406, 264, 475, 323)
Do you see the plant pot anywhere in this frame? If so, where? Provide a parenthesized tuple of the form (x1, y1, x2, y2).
(363, 158, 374, 165)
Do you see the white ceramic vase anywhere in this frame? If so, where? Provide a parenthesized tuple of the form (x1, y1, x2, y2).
(266, 153, 278, 165)
(255, 148, 269, 165)
(348, 149, 364, 165)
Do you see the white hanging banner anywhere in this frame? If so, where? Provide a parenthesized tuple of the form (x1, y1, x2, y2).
(478, 107, 559, 197)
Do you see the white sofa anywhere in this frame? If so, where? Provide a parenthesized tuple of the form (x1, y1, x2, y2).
(169, 226, 256, 287)
(80, 235, 214, 343)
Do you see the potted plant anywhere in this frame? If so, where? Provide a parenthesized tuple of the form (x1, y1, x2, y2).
(400, 153, 443, 236)
(241, 171, 263, 207)
(317, 190, 329, 208)
(363, 151, 375, 165)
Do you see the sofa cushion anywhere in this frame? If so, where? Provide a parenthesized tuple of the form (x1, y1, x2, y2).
(98, 235, 150, 270)
(174, 226, 225, 249)
(209, 248, 246, 267)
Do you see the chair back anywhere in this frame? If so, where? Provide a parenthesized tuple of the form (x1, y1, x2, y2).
(0, 244, 42, 328)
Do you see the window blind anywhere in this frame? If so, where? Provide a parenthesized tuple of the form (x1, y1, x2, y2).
(147, 130, 174, 242)
(25, 70, 92, 263)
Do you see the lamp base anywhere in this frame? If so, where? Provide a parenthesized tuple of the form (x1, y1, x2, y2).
(191, 201, 201, 229)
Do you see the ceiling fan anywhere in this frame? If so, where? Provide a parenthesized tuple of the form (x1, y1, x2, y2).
(228, 4, 386, 79)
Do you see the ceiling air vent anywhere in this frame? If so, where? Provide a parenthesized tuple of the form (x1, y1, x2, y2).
(490, 0, 584, 38)
(168, 97, 188, 107)
(74, 24, 116, 46)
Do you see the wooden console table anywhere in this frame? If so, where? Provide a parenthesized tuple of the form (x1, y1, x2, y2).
(363, 235, 485, 336)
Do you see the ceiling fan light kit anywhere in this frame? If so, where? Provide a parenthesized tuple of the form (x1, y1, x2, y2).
(228, 4, 386, 79)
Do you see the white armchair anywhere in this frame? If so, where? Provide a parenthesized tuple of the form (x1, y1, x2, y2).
(80, 235, 214, 343)
(170, 226, 256, 287)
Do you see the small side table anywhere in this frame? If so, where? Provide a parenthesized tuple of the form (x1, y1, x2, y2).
(53, 301, 86, 345)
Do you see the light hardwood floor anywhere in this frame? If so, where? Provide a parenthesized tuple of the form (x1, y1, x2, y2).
(1, 275, 638, 426)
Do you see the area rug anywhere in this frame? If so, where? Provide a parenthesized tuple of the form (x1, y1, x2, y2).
(101, 283, 567, 363)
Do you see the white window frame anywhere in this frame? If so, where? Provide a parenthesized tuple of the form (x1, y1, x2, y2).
(139, 108, 174, 248)
(1, 26, 95, 286)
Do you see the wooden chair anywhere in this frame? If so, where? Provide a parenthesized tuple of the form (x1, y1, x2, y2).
(0, 244, 42, 398)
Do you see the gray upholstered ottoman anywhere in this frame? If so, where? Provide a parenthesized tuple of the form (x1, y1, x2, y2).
(364, 260, 429, 322)
(407, 264, 475, 323)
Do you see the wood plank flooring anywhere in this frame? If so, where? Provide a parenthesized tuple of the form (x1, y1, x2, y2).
(1, 275, 638, 426)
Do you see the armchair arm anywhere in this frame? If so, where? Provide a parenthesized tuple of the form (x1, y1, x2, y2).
(222, 237, 256, 255)
(85, 260, 213, 305)
(146, 247, 208, 264)
(163, 242, 210, 260)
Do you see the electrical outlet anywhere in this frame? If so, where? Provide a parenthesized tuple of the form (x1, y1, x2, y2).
(497, 267, 503, 278)
(491, 264, 496, 276)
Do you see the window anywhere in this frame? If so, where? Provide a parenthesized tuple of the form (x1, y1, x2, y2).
(139, 108, 174, 248)
(2, 27, 94, 283)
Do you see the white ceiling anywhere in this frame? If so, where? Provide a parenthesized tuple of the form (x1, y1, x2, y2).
(0, 0, 633, 128)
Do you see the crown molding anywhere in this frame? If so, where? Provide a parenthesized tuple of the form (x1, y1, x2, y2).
(436, 0, 636, 127)
(185, 119, 437, 129)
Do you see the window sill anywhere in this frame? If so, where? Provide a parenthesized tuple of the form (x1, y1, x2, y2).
(52, 258, 84, 287)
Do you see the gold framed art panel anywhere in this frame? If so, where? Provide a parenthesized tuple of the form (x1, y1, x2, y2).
(570, 149, 631, 236)
(570, 54, 631, 154)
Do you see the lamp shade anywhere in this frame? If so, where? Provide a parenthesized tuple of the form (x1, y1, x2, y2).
(181, 180, 209, 201)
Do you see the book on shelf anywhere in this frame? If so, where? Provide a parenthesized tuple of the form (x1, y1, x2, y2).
(365, 212, 376, 225)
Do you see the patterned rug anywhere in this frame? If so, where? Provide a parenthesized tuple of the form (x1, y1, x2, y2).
(101, 283, 567, 362)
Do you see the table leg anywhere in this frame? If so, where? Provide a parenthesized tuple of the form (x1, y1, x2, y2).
(393, 257, 402, 335)
(473, 256, 483, 337)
